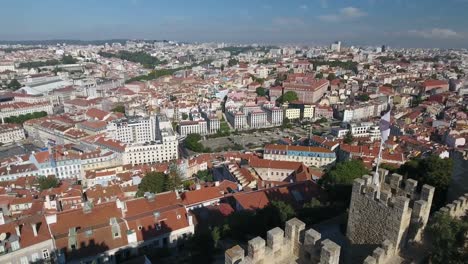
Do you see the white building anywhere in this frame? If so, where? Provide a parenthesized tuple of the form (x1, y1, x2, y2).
(263, 106, 283, 126)
(226, 110, 247, 130)
(123, 115, 178, 165)
(0, 102, 54, 122)
(285, 108, 300, 120)
(107, 116, 157, 144)
(178, 120, 208, 136)
(264, 144, 336, 168)
(247, 110, 267, 128)
(331, 122, 381, 141)
(0, 123, 25, 144)
(342, 101, 389, 122)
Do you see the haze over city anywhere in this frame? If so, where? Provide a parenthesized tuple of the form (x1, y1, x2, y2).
(1, 0, 468, 48)
(0, 1, 467, 264)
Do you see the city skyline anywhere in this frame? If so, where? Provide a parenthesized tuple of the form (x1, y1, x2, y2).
(1, 0, 468, 48)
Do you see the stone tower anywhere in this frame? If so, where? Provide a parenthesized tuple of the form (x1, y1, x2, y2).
(346, 172, 435, 256)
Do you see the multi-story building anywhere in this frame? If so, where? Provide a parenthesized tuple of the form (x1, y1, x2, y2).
(264, 144, 336, 168)
(123, 116, 178, 165)
(340, 101, 388, 122)
(107, 116, 157, 144)
(207, 116, 220, 134)
(263, 105, 283, 126)
(270, 75, 329, 104)
(247, 110, 267, 128)
(0, 102, 54, 122)
(314, 105, 333, 120)
(331, 122, 381, 141)
(226, 110, 247, 130)
(288, 102, 314, 120)
(285, 108, 300, 120)
(178, 120, 208, 136)
(0, 123, 25, 144)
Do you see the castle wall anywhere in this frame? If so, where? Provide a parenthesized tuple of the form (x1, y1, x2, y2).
(346, 173, 435, 253)
(225, 218, 341, 264)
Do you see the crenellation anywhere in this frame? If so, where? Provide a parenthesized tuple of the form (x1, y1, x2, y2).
(248, 236, 266, 263)
(347, 172, 435, 260)
(352, 178, 366, 194)
(420, 185, 435, 202)
(225, 218, 341, 264)
(362, 240, 395, 264)
(437, 193, 468, 218)
(267, 227, 284, 253)
(225, 245, 245, 264)
(379, 190, 392, 205)
(319, 239, 340, 264)
(388, 173, 403, 191)
(404, 179, 418, 198)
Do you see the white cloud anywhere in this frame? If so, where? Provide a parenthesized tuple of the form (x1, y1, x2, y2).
(409, 28, 463, 39)
(273, 17, 305, 27)
(319, 7, 367, 22)
(300, 4, 308, 10)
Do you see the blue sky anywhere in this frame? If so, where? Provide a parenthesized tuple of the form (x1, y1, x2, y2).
(1, 0, 468, 48)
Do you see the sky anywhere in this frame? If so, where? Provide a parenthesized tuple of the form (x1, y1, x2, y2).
(1, 0, 468, 48)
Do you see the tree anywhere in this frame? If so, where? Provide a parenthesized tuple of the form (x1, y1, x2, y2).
(37, 176, 59, 190)
(187, 229, 215, 264)
(196, 170, 214, 182)
(255, 87, 267, 96)
(7, 79, 22, 90)
(211, 226, 221, 248)
(61, 55, 77, 64)
(277, 91, 298, 104)
(181, 113, 189, 120)
(344, 130, 354, 144)
(398, 155, 453, 210)
(270, 200, 295, 223)
(228, 58, 239, 67)
(136, 172, 168, 197)
(184, 133, 205, 152)
(111, 105, 125, 114)
(5, 111, 47, 124)
(315, 72, 323, 79)
(426, 213, 468, 264)
(356, 94, 370, 102)
(323, 160, 369, 186)
(327, 73, 336, 81)
(167, 162, 183, 191)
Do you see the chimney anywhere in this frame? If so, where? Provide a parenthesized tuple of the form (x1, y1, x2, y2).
(15, 225, 21, 237)
(188, 214, 193, 226)
(31, 223, 38, 237)
(195, 184, 201, 190)
(214, 181, 220, 187)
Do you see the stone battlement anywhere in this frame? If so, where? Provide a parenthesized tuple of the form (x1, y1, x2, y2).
(362, 240, 395, 264)
(225, 218, 341, 264)
(347, 172, 435, 255)
(437, 193, 468, 219)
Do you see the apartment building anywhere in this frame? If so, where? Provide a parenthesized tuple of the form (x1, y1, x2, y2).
(178, 120, 208, 136)
(270, 74, 329, 104)
(264, 144, 336, 168)
(331, 122, 381, 141)
(247, 110, 267, 128)
(106, 116, 157, 144)
(263, 105, 283, 126)
(226, 110, 247, 130)
(0, 123, 25, 144)
(0, 101, 53, 122)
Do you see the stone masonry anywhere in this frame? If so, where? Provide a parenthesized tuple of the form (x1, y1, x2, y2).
(225, 218, 341, 264)
(346, 172, 435, 255)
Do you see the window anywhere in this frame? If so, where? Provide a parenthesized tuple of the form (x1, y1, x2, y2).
(20, 257, 29, 264)
(42, 249, 50, 259)
(31, 253, 39, 262)
(138, 225, 143, 230)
